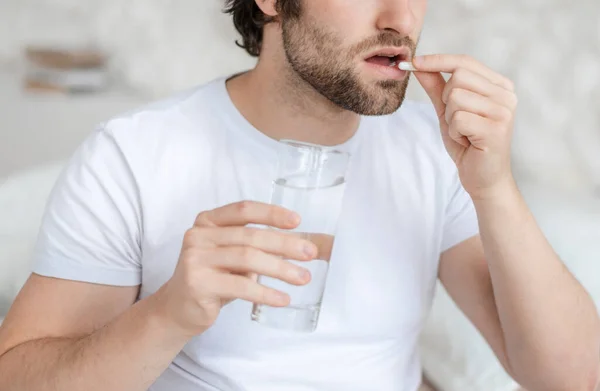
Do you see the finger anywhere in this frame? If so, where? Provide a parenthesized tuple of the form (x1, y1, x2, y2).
(188, 226, 317, 261)
(413, 54, 514, 92)
(209, 273, 291, 307)
(195, 201, 300, 229)
(414, 71, 447, 120)
(448, 111, 497, 151)
(445, 88, 512, 124)
(442, 69, 518, 111)
(209, 246, 311, 286)
(306, 233, 335, 262)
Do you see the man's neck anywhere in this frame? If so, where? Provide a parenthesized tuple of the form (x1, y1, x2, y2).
(226, 55, 361, 147)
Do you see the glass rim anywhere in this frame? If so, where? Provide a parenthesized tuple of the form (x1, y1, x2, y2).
(279, 139, 350, 157)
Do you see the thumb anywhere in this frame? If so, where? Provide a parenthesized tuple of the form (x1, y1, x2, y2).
(414, 71, 447, 121)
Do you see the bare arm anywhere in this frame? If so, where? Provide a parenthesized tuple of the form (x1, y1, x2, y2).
(439, 184, 600, 391)
(0, 201, 317, 391)
(412, 52, 600, 391)
(0, 274, 189, 391)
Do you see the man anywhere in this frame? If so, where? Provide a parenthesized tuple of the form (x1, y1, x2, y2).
(0, 1, 598, 390)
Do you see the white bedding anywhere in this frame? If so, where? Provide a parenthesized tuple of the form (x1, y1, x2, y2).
(0, 162, 64, 308)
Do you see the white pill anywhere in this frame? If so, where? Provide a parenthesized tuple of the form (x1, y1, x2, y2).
(398, 61, 417, 72)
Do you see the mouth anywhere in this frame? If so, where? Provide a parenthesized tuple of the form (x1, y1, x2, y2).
(364, 47, 411, 68)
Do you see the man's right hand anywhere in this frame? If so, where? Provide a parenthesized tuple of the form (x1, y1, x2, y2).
(154, 201, 318, 337)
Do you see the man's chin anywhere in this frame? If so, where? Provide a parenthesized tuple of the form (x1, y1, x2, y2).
(357, 102, 404, 116)
(349, 89, 407, 116)
(338, 98, 404, 116)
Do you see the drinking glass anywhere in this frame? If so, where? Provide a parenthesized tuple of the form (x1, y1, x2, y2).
(251, 140, 350, 332)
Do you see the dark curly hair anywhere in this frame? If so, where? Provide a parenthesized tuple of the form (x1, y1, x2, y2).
(224, 0, 301, 57)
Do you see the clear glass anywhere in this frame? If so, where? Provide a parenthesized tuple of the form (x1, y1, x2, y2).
(251, 140, 351, 332)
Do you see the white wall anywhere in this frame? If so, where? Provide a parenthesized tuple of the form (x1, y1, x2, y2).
(1, 0, 599, 193)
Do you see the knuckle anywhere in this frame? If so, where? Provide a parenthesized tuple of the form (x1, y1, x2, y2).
(183, 266, 204, 291)
(451, 110, 468, 124)
(181, 251, 195, 268)
(448, 128, 462, 142)
(448, 88, 462, 103)
(194, 211, 210, 227)
(183, 228, 198, 245)
(236, 200, 253, 218)
(184, 227, 213, 249)
(180, 248, 205, 269)
(452, 67, 468, 81)
(458, 54, 471, 64)
(448, 124, 460, 136)
(243, 228, 260, 245)
(240, 246, 257, 263)
(497, 106, 513, 121)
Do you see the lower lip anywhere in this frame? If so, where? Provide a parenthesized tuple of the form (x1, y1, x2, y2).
(363, 61, 408, 80)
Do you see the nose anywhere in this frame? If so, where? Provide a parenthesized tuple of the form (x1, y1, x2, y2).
(375, 0, 417, 36)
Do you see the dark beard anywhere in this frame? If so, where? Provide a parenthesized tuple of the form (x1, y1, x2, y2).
(282, 19, 414, 116)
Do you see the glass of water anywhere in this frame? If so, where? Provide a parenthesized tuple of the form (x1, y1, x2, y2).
(251, 140, 351, 332)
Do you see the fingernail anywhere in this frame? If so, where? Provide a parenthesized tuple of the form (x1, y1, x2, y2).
(413, 56, 423, 66)
(303, 243, 316, 258)
(288, 212, 301, 225)
(275, 292, 290, 305)
(297, 268, 311, 282)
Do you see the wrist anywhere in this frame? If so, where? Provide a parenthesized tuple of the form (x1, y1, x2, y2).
(145, 286, 203, 343)
(469, 175, 519, 204)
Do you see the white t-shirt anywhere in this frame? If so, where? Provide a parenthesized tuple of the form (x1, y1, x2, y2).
(32, 78, 479, 391)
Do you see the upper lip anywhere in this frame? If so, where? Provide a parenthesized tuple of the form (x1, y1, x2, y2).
(363, 46, 411, 61)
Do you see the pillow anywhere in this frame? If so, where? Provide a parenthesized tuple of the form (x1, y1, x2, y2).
(420, 183, 600, 391)
(0, 161, 65, 309)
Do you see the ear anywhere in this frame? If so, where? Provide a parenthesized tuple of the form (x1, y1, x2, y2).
(255, 0, 278, 18)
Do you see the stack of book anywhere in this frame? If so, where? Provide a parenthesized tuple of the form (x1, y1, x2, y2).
(23, 47, 109, 94)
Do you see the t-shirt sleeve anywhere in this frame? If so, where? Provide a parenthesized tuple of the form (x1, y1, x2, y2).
(32, 126, 143, 286)
(440, 170, 480, 252)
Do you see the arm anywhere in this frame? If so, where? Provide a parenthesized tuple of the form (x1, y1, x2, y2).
(440, 213, 600, 391)
(0, 274, 190, 391)
(472, 182, 600, 390)
(413, 54, 600, 390)
(0, 202, 316, 391)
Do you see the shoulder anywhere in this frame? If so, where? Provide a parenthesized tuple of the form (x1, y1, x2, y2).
(77, 78, 228, 169)
(100, 78, 225, 141)
(59, 79, 228, 191)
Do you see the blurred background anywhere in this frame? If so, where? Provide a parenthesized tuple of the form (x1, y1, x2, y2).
(0, 1, 598, 390)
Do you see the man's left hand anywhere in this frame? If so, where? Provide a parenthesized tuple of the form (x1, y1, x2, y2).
(412, 54, 518, 200)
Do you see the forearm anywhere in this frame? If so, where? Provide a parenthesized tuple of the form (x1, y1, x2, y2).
(0, 292, 191, 391)
(474, 180, 600, 390)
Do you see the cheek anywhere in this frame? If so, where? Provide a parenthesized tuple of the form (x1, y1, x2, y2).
(309, 0, 374, 41)
(411, 0, 428, 30)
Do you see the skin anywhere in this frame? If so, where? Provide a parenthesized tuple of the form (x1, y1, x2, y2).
(0, 1, 599, 391)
